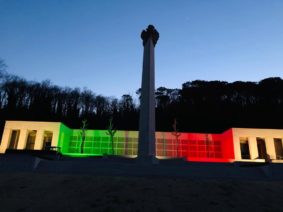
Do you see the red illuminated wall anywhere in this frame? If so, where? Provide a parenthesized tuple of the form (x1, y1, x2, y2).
(156, 129, 235, 162)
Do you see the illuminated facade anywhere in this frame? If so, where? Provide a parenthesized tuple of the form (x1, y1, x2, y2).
(1, 121, 283, 163)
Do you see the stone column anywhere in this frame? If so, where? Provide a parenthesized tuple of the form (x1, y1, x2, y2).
(0, 128, 11, 153)
(34, 130, 44, 150)
(249, 137, 258, 160)
(233, 136, 241, 161)
(52, 131, 59, 147)
(138, 25, 159, 163)
(17, 129, 28, 150)
(265, 137, 276, 160)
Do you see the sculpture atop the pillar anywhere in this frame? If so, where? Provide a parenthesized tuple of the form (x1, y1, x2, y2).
(141, 25, 159, 46)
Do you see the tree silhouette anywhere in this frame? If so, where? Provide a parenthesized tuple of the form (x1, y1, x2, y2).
(172, 118, 181, 157)
(80, 119, 87, 154)
(106, 118, 117, 155)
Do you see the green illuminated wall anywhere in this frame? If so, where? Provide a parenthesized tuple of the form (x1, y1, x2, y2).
(58, 126, 138, 157)
(58, 123, 72, 154)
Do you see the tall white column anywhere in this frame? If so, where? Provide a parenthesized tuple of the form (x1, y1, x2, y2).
(138, 25, 159, 162)
(266, 137, 276, 160)
(52, 131, 59, 147)
(34, 130, 44, 150)
(249, 137, 258, 160)
(0, 128, 11, 153)
(17, 129, 28, 150)
(233, 136, 242, 161)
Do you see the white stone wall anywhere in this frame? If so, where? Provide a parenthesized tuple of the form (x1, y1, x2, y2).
(0, 121, 61, 153)
(232, 128, 283, 163)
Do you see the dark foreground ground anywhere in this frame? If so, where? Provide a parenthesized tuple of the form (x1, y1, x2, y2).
(0, 173, 283, 212)
(1, 153, 283, 211)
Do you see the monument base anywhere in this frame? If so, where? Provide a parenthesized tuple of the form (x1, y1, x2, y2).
(137, 156, 159, 165)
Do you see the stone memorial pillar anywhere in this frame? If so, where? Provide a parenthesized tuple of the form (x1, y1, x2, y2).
(138, 25, 159, 163)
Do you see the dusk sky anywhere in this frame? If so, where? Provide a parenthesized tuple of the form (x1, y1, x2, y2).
(1, 0, 283, 98)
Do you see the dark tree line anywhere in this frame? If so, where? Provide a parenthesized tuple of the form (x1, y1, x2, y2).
(0, 65, 138, 137)
(157, 78, 283, 132)
(1, 59, 283, 137)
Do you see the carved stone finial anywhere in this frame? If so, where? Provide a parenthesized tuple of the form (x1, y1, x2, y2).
(141, 25, 159, 46)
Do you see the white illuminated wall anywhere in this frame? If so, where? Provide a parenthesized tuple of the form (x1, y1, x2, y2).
(232, 128, 283, 163)
(0, 121, 61, 153)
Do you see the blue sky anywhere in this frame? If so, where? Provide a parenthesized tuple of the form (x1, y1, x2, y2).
(1, 0, 283, 98)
